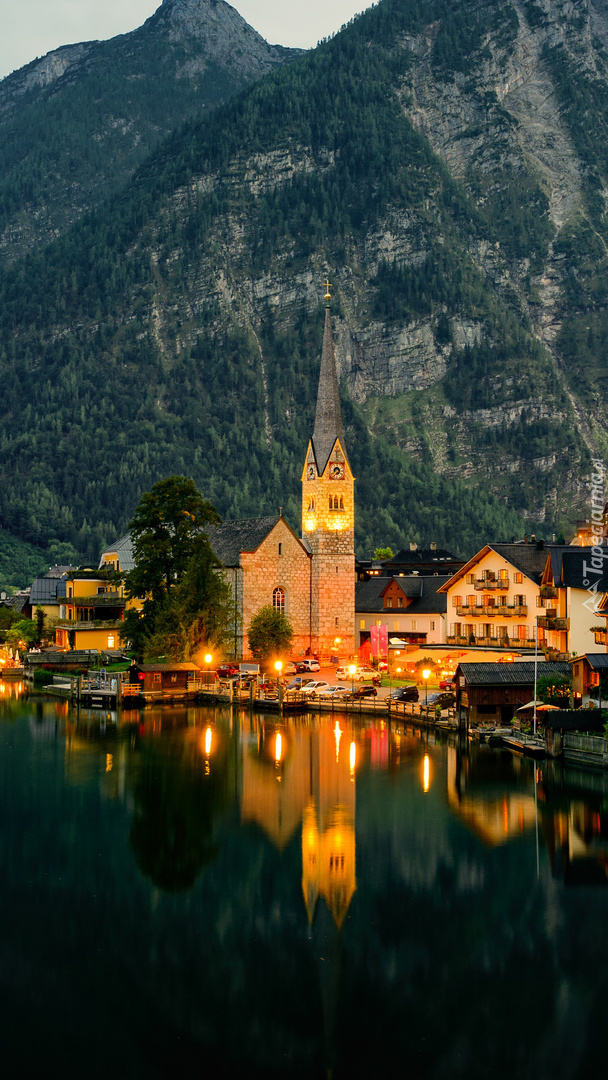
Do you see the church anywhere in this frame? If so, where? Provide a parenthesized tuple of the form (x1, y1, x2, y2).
(205, 288, 356, 661)
(100, 288, 356, 662)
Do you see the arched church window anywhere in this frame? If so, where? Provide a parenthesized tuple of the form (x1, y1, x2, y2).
(307, 497, 315, 511)
(272, 587, 285, 614)
(329, 495, 334, 510)
(339, 496, 344, 510)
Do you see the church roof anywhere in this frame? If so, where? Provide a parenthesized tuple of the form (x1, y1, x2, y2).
(311, 305, 347, 475)
(207, 515, 282, 567)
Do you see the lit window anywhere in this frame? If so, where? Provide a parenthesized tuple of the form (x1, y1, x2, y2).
(273, 587, 285, 614)
(107, 635, 115, 648)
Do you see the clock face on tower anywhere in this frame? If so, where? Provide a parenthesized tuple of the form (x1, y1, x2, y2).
(330, 462, 344, 479)
(307, 464, 316, 480)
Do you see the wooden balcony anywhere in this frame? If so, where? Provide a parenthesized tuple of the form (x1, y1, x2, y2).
(537, 616, 569, 631)
(594, 630, 608, 645)
(456, 603, 529, 617)
(473, 577, 510, 590)
(540, 585, 558, 599)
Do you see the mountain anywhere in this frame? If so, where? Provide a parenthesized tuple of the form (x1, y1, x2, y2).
(0, 0, 300, 263)
(1, 0, 607, 583)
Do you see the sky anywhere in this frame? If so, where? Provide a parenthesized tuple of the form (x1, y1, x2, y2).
(0, 0, 371, 80)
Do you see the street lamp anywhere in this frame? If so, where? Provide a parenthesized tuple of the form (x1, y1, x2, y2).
(275, 659, 283, 685)
(423, 667, 431, 709)
(204, 652, 212, 688)
(348, 663, 356, 697)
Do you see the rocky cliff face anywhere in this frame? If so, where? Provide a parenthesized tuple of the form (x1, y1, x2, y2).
(0, 0, 301, 262)
(0, 0, 606, 563)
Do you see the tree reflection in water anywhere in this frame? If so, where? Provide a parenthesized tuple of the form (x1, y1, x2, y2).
(129, 719, 230, 891)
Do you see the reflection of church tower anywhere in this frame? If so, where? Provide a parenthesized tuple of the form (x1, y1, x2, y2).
(302, 284, 355, 658)
(301, 724, 356, 929)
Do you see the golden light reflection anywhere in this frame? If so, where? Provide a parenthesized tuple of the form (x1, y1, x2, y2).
(349, 740, 356, 779)
(275, 732, 282, 764)
(106, 753, 113, 773)
(334, 721, 342, 762)
(422, 754, 431, 793)
(205, 727, 212, 756)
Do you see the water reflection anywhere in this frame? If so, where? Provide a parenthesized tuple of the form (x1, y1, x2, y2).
(2, 695, 608, 1076)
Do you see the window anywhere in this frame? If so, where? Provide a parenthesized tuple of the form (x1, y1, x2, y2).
(385, 598, 393, 608)
(278, 543, 282, 556)
(360, 620, 365, 630)
(430, 621, 435, 631)
(154, 673, 161, 684)
(307, 497, 315, 511)
(107, 635, 115, 648)
(68, 587, 73, 598)
(466, 573, 474, 584)
(517, 625, 527, 640)
(393, 621, 399, 631)
(452, 595, 462, 607)
(398, 597, 403, 608)
(411, 620, 417, 631)
(272, 587, 285, 613)
(514, 572, 523, 583)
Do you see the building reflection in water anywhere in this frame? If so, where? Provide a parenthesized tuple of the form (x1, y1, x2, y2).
(447, 744, 538, 846)
(447, 741, 608, 884)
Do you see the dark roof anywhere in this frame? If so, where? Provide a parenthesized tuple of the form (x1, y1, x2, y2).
(24, 650, 125, 665)
(457, 661, 571, 686)
(555, 548, 608, 592)
(356, 575, 449, 615)
(385, 548, 462, 567)
(4, 592, 30, 613)
(139, 663, 201, 672)
(29, 575, 68, 605)
(99, 533, 134, 572)
(311, 305, 347, 475)
(573, 653, 608, 670)
(489, 543, 550, 583)
(207, 515, 282, 567)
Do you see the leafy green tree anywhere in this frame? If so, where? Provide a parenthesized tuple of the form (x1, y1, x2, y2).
(144, 545, 233, 663)
(374, 547, 394, 560)
(125, 475, 220, 601)
(5, 618, 39, 650)
(536, 674, 572, 707)
(121, 475, 229, 661)
(247, 605, 293, 665)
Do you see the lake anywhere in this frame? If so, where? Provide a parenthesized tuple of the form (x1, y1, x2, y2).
(1, 684, 607, 1078)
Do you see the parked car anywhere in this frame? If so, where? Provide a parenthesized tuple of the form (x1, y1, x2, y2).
(439, 679, 455, 691)
(347, 685, 377, 700)
(296, 658, 321, 673)
(217, 663, 240, 678)
(316, 685, 349, 699)
(352, 667, 380, 684)
(336, 665, 357, 680)
(422, 691, 455, 711)
(282, 661, 297, 676)
(389, 685, 419, 702)
(298, 680, 330, 697)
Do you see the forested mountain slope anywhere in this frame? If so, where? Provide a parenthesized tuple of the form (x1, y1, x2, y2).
(0, 0, 299, 263)
(1, 0, 607, 581)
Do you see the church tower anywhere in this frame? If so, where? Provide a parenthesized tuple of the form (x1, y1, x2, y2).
(302, 284, 355, 659)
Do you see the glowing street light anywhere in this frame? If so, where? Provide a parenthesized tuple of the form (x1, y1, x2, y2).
(348, 663, 356, 696)
(423, 667, 431, 708)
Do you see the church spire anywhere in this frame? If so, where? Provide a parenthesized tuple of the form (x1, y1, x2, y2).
(312, 286, 345, 475)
